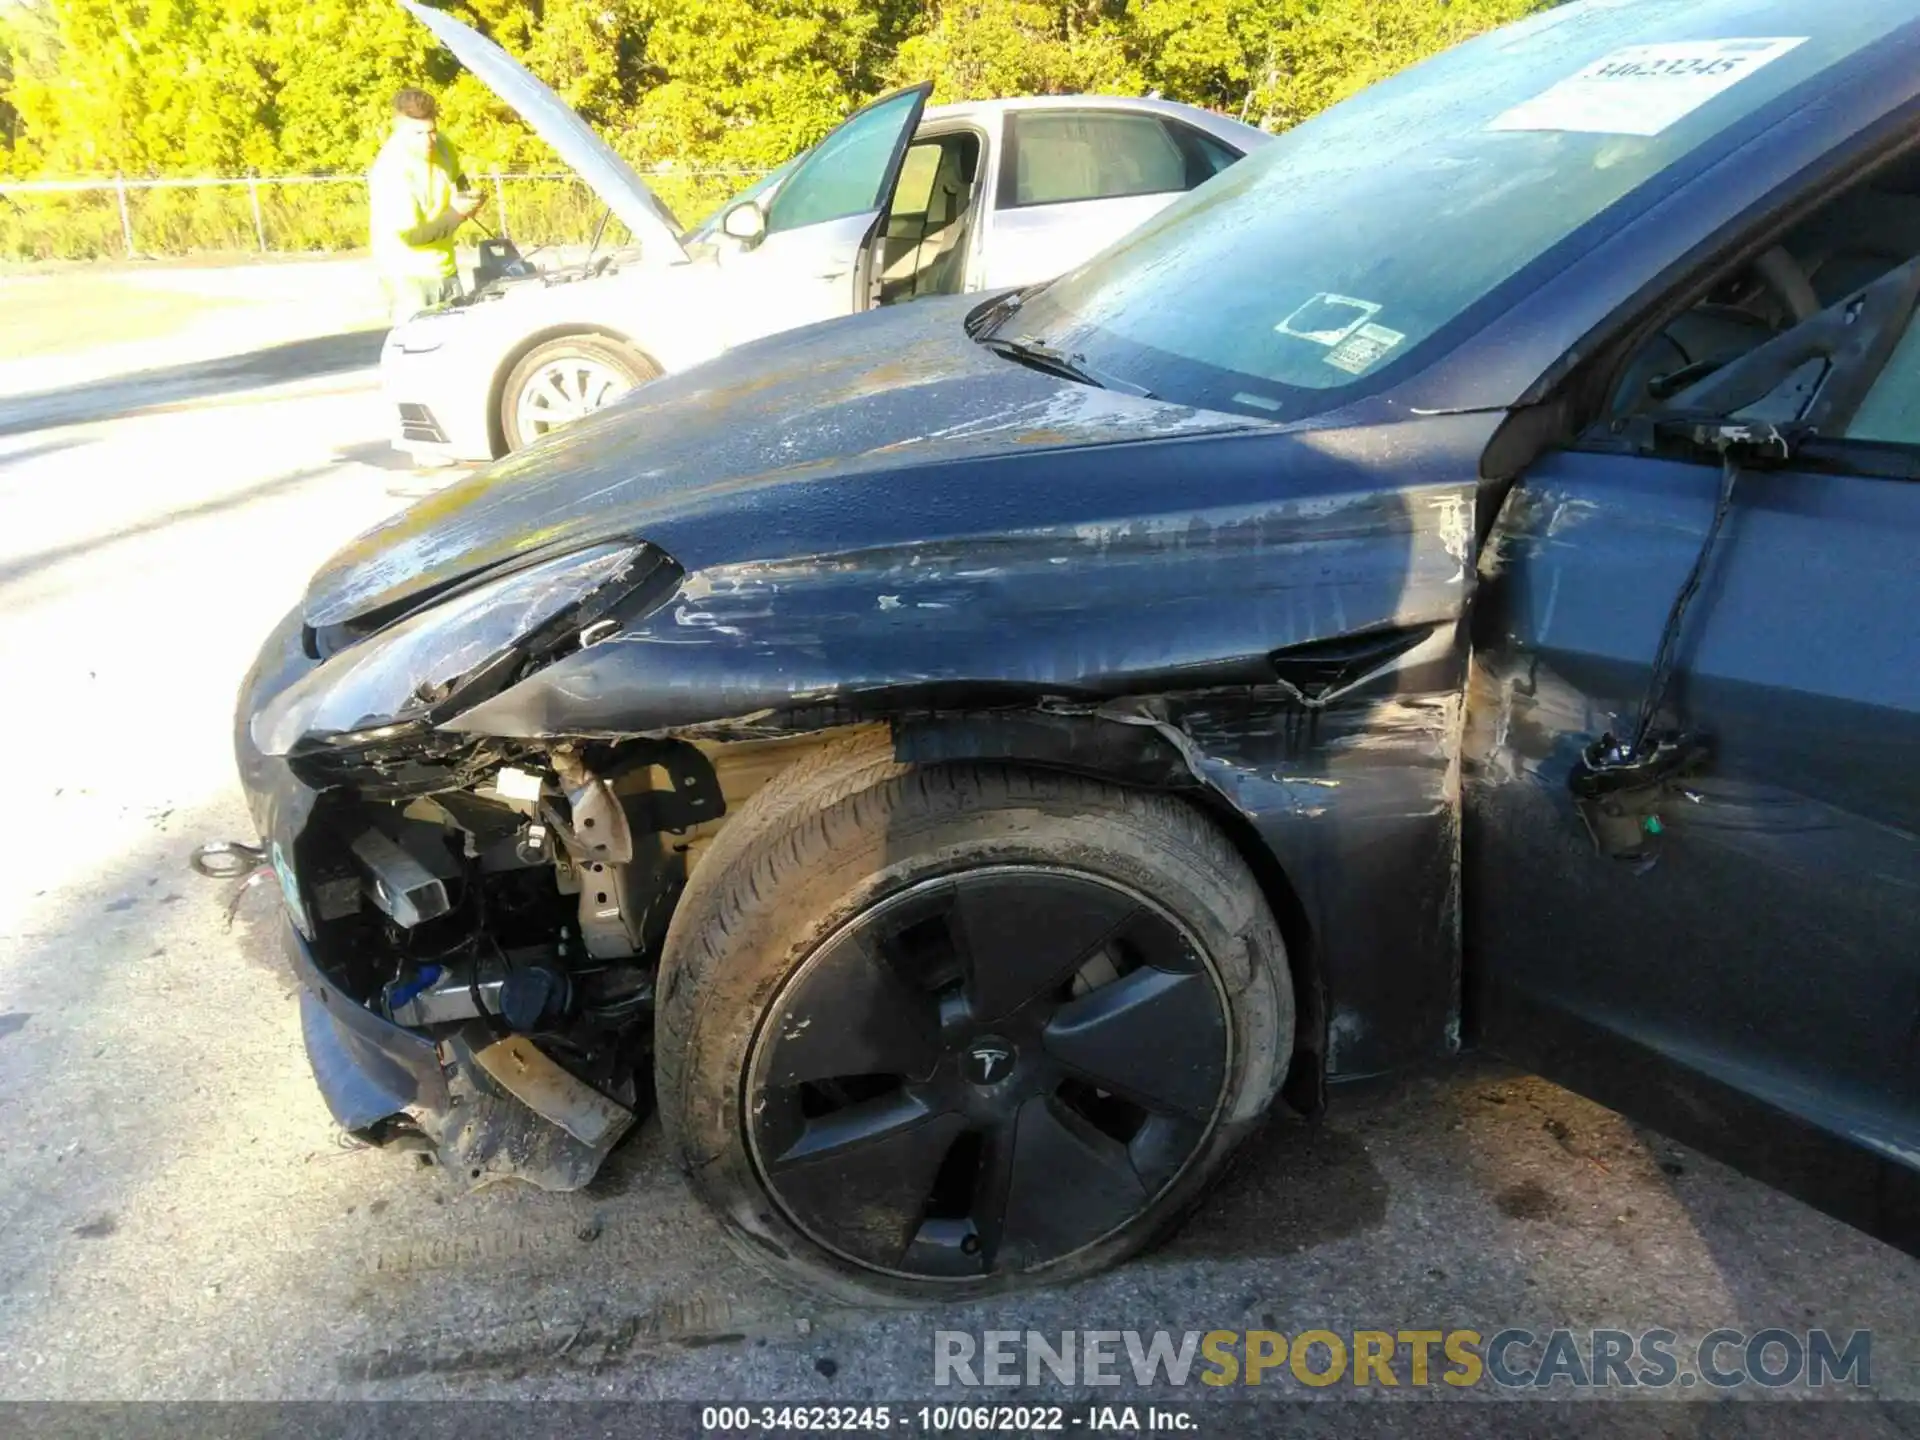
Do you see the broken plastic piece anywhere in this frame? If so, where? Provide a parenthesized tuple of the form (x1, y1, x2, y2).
(469, 1034, 633, 1149)
(496, 766, 545, 805)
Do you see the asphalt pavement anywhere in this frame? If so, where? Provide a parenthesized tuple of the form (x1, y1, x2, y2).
(0, 260, 1913, 1430)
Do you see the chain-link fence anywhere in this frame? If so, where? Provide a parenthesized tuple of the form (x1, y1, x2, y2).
(0, 168, 771, 262)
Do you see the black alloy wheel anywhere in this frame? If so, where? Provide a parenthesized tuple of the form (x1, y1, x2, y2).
(744, 866, 1231, 1280)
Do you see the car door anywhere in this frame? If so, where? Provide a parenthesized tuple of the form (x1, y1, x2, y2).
(1468, 271, 1920, 1245)
(716, 85, 930, 344)
(981, 109, 1243, 291)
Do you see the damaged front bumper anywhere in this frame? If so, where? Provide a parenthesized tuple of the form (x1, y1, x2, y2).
(291, 923, 447, 1127)
(278, 845, 645, 1191)
(285, 874, 644, 1191)
(234, 605, 652, 1191)
(296, 924, 637, 1188)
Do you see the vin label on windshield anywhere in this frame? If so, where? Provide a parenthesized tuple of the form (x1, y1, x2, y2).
(1324, 322, 1405, 376)
(1489, 36, 1806, 137)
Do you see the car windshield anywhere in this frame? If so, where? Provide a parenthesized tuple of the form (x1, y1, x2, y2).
(683, 155, 803, 243)
(992, 0, 1918, 421)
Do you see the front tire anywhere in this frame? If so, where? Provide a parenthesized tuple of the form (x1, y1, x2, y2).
(655, 733, 1294, 1304)
(499, 334, 658, 451)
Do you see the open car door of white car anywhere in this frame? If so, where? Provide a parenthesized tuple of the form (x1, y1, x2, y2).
(713, 85, 933, 344)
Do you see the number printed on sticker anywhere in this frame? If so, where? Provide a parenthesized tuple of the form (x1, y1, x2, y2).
(1324, 321, 1406, 376)
(1595, 56, 1741, 80)
(1489, 36, 1807, 138)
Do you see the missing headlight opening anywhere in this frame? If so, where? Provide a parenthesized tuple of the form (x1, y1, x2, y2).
(260, 542, 680, 758)
(276, 725, 739, 1189)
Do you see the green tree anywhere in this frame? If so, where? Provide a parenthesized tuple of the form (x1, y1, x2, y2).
(4, 0, 281, 175)
(0, 11, 20, 163)
(890, 0, 1140, 102)
(1258, 0, 1548, 128)
(1133, 0, 1551, 127)
(626, 0, 898, 169)
(264, 4, 440, 174)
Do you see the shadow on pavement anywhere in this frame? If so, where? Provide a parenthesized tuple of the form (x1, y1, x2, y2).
(0, 329, 389, 439)
(0, 458, 342, 591)
(1155, 1113, 1390, 1263)
(332, 438, 427, 473)
(0, 436, 95, 473)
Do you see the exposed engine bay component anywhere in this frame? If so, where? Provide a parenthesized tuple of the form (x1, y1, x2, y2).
(225, 733, 705, 1189)
(492, 764, 547, 813)
(514, 822, 554, 866)
(471, 235, 536, 291)
(384, 964, 503, 1027)
(499, 966, 574, 1032)
(350, 819, 459, 928)
(385, 944, 645, 1031)
(577, 859, 643, 958)
(554, 748, 634, 865)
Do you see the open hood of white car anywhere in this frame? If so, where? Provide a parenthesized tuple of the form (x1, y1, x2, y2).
(398, 0, 689, 266)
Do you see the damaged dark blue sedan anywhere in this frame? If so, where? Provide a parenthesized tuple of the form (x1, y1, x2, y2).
(229, 0, 1920, 1302)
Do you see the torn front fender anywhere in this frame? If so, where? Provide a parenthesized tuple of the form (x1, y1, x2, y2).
(444, 414, 1492, 742)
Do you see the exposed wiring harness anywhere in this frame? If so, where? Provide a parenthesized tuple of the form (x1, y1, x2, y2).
(1630, 449, 1742, 755)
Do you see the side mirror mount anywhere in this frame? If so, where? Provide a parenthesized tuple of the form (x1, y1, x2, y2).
(721, 202, 767, 245)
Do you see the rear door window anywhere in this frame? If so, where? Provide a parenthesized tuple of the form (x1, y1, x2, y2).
(1170, 123, 1244, 187)
(1001, 112, 1191, 208)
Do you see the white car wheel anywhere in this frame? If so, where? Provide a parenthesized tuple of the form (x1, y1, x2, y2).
(501, 336, 659, 452)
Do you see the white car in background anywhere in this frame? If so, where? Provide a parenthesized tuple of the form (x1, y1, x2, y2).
(384, 0, 1270, 461)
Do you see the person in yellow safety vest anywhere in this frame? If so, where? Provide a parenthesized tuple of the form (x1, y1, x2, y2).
(369, 87, 484, 326)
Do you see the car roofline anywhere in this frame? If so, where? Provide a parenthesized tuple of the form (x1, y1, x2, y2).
(923, 95, 1272, 144)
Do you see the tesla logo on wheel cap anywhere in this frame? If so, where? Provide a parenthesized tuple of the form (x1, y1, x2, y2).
(965, 1040, 1015, 1086)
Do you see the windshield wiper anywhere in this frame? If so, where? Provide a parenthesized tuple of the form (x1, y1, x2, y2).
(976, 334, 1153, 398)
(966, 287, 1026, 339)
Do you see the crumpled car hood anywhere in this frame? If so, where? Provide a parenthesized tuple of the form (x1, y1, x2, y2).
(304, 297, 1261, 628)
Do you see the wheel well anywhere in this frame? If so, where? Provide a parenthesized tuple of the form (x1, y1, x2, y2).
(1180, 781, 1327, 1118)
(486, 323, 661, 457)
(683, 715, 1329, 1116)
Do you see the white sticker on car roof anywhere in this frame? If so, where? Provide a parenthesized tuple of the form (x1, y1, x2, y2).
(1276, 293, 1382, 347)
(1324, 322, 1406, 376)
(1488, 36, 1807, 138)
